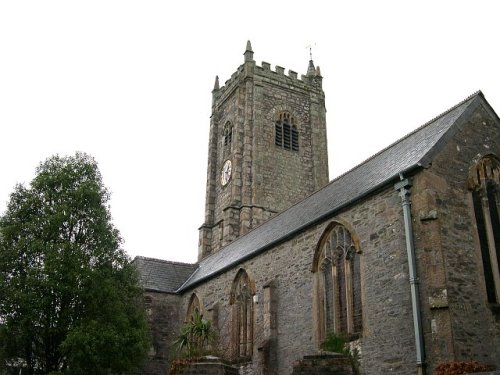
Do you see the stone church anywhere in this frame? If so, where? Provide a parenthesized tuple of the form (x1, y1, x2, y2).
(134, 41, 500, 374)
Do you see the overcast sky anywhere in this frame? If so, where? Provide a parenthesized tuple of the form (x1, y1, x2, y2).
(1, 1, 499, 264)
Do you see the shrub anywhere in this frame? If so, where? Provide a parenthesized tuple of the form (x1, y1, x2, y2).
(173, 310, 215, 358)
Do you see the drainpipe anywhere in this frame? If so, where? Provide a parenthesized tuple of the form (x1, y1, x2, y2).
(394, 175, 425, 375)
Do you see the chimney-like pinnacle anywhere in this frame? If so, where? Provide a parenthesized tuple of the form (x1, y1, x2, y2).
(213, 75, 220, 91)
(316, 66, 322, 77)
(244, 40, 254, 62)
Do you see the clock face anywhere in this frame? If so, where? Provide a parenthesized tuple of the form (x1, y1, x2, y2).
(221, 159, 232, 186)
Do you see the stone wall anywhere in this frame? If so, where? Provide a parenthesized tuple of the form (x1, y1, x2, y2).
(141, 291, 183, 375)
(252, 70, 327, 215)
(413, 102, 500, 371)
(171, 357, 239, 375)
(183, 183, 423, 375)
(291, 353, 354, 375)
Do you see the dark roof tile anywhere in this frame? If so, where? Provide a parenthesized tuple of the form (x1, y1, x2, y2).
(133, 256, 198, 293)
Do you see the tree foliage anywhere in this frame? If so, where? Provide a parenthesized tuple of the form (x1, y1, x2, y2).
(0, 152, 149, 374)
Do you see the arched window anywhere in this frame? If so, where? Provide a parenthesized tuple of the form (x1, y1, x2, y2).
(314, 224, 362, 343)
(275, 112, 298, 152)
(230, 269, 254, 359)
(469, 155, 500, 304)
(186, 293, 201, 321)
(223, 122, 233, 147)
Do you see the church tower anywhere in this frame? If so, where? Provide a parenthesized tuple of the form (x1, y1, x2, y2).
(198, 41, 329, 260)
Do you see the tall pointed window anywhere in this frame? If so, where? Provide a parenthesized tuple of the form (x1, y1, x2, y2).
(314, 224, 362, 344)
(186, 293, 201, 321)
(223, 122, 233, 147)
(470, 155, 500, 304)
(230, 269, 253, 359)
(275, 112, 298, 152)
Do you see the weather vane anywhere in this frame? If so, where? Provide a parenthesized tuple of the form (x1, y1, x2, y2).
(305, 43, 316, 60)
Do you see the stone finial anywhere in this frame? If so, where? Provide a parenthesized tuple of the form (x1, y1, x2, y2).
(246, 40, 253, 52)
(244, 40, 254, 62)
(316, 66, 322, 77)
(213, 75, 220, 91)
(307, 59, 316, 76)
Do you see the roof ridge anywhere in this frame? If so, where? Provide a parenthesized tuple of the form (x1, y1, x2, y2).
(133, 255, 196, 267)
(328, 90, 482, 184)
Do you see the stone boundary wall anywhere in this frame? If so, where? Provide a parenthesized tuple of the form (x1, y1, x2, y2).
(292, 353, 354, 375)
(171, 356, 239, 375)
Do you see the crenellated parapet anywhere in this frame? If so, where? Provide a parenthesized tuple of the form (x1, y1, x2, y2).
(212, 42, 324, 108)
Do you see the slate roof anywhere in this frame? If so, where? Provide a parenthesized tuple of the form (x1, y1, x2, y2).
(177, 91, 486, 292)
(133, 256, 198, 293)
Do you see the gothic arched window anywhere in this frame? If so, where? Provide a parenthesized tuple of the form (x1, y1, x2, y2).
(469, 155, 500, 304)
(223, 122, 233, 147)
(314, 224, 362, 344)
(230, 269, 254, 359)
(275, 112, 298, 152)
(186, 293, 201, 322)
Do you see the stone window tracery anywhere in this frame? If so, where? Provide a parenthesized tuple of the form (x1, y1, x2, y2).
(469, 155, 500, 304)
(230, 269, 253, 359)
(314, 224, 362, 343)
(275, 112, 298, 152)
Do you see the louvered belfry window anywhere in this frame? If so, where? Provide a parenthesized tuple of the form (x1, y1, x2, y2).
(275, 112, 298, 152)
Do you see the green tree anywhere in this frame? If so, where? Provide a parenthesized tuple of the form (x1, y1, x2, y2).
(0, 152, 149, 375)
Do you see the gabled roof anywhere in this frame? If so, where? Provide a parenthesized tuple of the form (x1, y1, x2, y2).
(133, 256, 197, 293)
(178, 91, 488, 292)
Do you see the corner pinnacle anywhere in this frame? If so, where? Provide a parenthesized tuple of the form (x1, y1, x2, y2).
(245, 40, 253, 53)
(307, 59, 316, 76)
(244, 40, 254, 62)
(213, 75, 220, 90)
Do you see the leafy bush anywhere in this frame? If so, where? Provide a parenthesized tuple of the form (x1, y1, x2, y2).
(174, 310, 214, 358)
(170, 311, 218, 374)
(321, 333, 347, 353)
